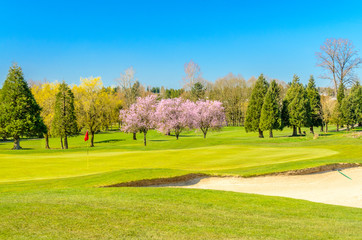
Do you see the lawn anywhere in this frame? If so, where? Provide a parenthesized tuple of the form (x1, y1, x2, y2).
(0, 127, 361, 239)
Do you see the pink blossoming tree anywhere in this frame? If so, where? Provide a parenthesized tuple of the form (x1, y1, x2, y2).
(120, 95, 157, 146)
(155, 98, 195, 139)
(194, 100, 226, 138)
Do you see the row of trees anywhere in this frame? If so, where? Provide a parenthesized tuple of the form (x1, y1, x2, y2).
(0, 65, 123, 149)
(244, 73, 362, 138)
(120, 96, 225, 146)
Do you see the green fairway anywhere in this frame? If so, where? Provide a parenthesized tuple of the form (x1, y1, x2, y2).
(0, 127, 361, 239)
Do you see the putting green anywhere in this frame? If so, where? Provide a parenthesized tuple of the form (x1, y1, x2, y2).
(0, 145, 337, 182)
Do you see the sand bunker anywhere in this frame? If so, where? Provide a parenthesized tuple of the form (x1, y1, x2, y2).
(162, 167, 361, 208)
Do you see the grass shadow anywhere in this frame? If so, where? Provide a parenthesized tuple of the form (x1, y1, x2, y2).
(95, 139, 126, 144)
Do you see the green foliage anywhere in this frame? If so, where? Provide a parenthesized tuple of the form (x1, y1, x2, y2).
(306, 76, 323, 127)
(190, 82, 205, 101)
(283, 75, 310, 130)
(0, 64, 46, 148)
(259, 80, 281, 133)
(341, 95, 355, 128)
(245, 74, 269, 133)
(51, 82, 78, 139)
(350, 82, 362, 125)
(337, 82, 345, 104)
(164, 88, 184, 98)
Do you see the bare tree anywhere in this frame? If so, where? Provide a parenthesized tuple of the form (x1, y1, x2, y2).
(183, 60, 204, 90)
(117, 67, 138, 108)
(316, 38, 361, 95)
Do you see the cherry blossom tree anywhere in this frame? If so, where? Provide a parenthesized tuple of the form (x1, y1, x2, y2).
(120, 95, 157, 146)
(155, 98, 195, 139)
(194, 100, 226, 138)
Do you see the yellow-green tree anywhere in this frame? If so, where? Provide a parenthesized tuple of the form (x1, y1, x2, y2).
(73, 77, 106, 147)
(31, 82, 60, 149)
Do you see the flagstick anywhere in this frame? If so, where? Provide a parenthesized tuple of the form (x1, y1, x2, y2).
(86, 141, 89, 169)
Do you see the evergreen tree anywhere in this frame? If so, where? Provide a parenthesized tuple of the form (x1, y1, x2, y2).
(0, 64, 46, 149)
(341, 95, 355, 131)
(350, 82, 362, 126)
(259, 80, 281, 137)
(283, 75, 310, 136)
(335, 83, 345, 131)
(51, 82, 78, 149)
(245, 74, 269, 138)
(306, 76, 323, 134)
(191, 82, 205, 101)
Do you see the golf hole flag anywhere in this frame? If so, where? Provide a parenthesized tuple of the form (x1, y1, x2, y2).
(84, 131, 89, 141)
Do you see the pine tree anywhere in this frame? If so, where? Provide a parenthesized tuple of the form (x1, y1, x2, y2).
(283, 75, 309, 136)
(350, 82, 362, 126)
(306, 76, 323, 134)
(245, 74, 269, 138)
(0, 64, 46, 149)
(191, 82, 206, 101)
(341, 95, 355, 131)
(51, 82, 78, 149)
(259, 80, 281, 137)
(335, 83, 345, 131)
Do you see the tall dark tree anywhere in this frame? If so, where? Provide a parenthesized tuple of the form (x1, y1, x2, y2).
(335, 83, 345, 131)
(51, 82, 78, 149)
(350, 82, 362, 126)
(283, 75, 310, 136)
(341, 94, 355, 131)
(306, 76, 323, 134)
(0, 64, 46, 149)
(245, 74, 269, 138)
(191, 82, 205, 101)
(259, 80, 281, 137)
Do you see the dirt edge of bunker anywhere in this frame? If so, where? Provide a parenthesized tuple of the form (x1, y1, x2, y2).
(102, 163, 360, 188)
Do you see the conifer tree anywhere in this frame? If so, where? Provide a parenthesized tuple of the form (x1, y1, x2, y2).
(52, 82, 78, 149)
(259, 80, 281, 137)
(341, 95, 355, 131)
(350, 82, 362, 126)
(283, 75, 310, 136)
(335, 83, 345, 131)
(245, 74, 269, 138)
(306, 76, 323, 134)
(0, 64, 46, 149)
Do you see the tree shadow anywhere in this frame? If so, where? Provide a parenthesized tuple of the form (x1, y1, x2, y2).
(95, 139, 126, 143)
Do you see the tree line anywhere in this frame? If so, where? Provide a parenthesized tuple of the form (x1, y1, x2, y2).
(244, 74, 362, 138)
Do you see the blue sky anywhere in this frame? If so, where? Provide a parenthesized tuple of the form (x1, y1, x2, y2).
(1, 0, 362, 88)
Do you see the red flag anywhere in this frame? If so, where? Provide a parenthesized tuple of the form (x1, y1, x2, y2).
(84, 131, 89, 141)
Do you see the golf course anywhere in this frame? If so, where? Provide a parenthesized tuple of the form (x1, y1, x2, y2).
(0, 127, 361, 239)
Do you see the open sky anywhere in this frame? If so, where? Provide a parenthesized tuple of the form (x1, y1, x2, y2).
(1, 0, 362, 88)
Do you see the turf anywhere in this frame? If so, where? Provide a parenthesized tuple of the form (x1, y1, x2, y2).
(0, 126, 361, 239)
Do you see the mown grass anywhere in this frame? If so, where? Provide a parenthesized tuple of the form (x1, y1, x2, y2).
(0, 126, 361, 239)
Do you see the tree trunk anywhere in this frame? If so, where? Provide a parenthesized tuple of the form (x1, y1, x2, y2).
(60, 137, 64, 149)
(176, 133, 179, 140)
(269, 129, 273, 138)
(310, 126, 314, 134)
(64, 135, 68, 149)
(321, 124, 324, 132)
(143, 131, 147, 146)
(336, 124, 339, 132)
(44, 133, 50, 149)
(258, 128, 264, 138)
(298, 127, 302, 135)
(13, 135, 21, 150)
(133, 132, 137, 140)
(346, 125, 350, 131)
(90, 131, 95, 147)
(325, 123, 328, 133)
(292, 126, 298, 136)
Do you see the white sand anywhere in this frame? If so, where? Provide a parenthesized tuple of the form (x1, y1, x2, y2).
(168, 168, 362, 208)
